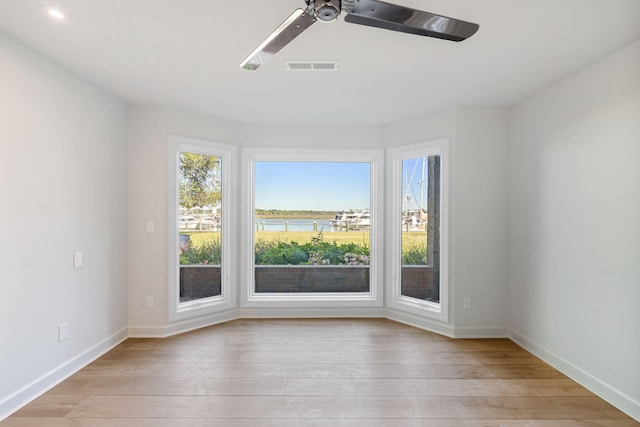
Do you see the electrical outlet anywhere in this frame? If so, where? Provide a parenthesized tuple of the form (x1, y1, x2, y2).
(146, 221, 154, 233)
(146, 296, 154, 308)
(463, 297, 471, 310)
(58, 323, 69, 342)
(73, 252, 83, 268)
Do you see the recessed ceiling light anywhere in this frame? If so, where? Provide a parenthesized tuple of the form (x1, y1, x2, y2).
(46, 8, 66, 20)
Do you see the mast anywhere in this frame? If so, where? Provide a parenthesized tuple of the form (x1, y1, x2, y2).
(419, 156, 426, 212)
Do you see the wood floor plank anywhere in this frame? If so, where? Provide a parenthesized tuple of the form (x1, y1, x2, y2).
(2, 418, 638, 427)
(349, 396, 628, 419)
(2, 319, 636, 425)
(77, 360, 566, 380)
(284, 378, 594, 397)
(59, 395, 627, 419)
(235, 348, 538, 364)
(50, 376, 287, 396)
(8, 394, 89, 418)
(346, 421, 640, 427)
(0, 418, 209, 426)
(117, 337, 522, 352)
(65, 395, 354, 419)
(78, 362, 565, 379)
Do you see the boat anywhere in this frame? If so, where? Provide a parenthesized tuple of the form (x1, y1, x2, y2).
(179, 214, 220, 230)
(330, 209, 370, 229)
(403, 209, 427, 229)
(402, 156, 430, 230)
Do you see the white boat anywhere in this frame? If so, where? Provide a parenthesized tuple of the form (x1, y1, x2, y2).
(179, 215, 199, 230)
(179, 214, 220, 230)
(330, 209, 370, 228)
(403, 209, 427, 229)
(402, 156, 430, 230)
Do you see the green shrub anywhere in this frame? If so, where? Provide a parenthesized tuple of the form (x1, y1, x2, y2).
(259, 241, 309, 265)
(181, 232, 425, 266)
(401, 242, 427, 265)
(254, 239, 279, 264)
(255, 232, 369, 266)
(180, 238, 221, 265)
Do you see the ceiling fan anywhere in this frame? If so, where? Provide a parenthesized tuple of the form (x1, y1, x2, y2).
(240, 0, 479, 70)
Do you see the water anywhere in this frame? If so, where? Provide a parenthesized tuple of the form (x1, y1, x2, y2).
(254, 218, 424, 232)
(255, 218, 334, 232)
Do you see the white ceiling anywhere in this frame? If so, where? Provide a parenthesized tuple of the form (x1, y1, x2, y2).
(1, 0, 639, 126)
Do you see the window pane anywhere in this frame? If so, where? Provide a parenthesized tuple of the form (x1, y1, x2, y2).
(178, 152, 222, 302)
(401, 155, 440, 302)
(254, 161, 371, 293)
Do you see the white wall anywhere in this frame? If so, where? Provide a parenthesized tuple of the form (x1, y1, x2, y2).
(509, 40, 640, 418)
(241, 123, 384, 149)
(453, 109, 509, 334)
(383, 109, 457, 149)
(384, 108, 510, 337)
(127, 107, 384, 331)
(0, 33, 128, 417)
(127, 106, 509, 336)
(127, 106, 241, 330)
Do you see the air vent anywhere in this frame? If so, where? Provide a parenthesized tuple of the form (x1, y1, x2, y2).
(286, 61, 339, 71)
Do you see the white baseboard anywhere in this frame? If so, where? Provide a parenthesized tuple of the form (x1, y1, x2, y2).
(128, 308, 384, 338)
(384, 308, 455, 337)
(128, 309, 239, 338)
(239, 306, 384, 319)
(510, 329, 640, 422)
(0, 327, 128, 421)
(452, 326, 509, 338)
(128, 308, 501, 340)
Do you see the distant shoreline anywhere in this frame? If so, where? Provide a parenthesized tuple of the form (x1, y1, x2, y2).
(255, 214, 334, 220)
(255, 210, 335, 220)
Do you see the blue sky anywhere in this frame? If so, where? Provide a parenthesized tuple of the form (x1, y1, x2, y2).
(255, 162, 370, 211)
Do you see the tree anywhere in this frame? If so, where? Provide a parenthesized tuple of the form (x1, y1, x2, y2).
(179, 152, 221, 209)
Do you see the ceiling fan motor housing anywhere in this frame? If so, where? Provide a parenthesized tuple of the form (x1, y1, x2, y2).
(315, 0, 341, 22)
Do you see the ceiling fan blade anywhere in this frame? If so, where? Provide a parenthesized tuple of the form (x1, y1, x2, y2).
(344, 0, 479, 42)
(240, 8, 316, 70)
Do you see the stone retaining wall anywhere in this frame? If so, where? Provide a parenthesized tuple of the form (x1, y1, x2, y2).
(180, 265, 437, 302)
(179, 265, 221, 301)
(254, 265, 369, 293)
(401, 265, 438, 301)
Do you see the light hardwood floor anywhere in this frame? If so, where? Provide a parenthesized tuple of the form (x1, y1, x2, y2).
(2, 318, 638, 426)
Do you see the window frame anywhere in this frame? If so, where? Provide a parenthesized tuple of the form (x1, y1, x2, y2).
(167, 135, 237, 321)
(240, 147, 384, 309)
(386, 138, 450, 322)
